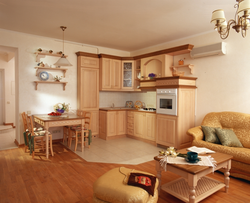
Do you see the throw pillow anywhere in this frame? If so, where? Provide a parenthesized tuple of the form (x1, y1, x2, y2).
(127, 173, 156, 196)
(215, 128, 243, 147)
(201, 126, 221, 144)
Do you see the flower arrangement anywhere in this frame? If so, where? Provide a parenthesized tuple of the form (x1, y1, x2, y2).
(159, 147, 186, 158)
(148, 73, 156, 79)
(54, 103, 70, 113)
(54, 75, 62, 82)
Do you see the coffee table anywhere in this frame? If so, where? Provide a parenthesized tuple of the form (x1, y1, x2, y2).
(154, 148, 233, 203)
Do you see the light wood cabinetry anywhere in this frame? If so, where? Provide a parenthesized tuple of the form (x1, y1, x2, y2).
(122, 60, 134, 90)
(127, 111, 134, 135)
(99, 110, 126, 140)
(156, 87, 196, 149)
(134, 112, 156, 141)
(100, 58, 121, 90)
(76, 53, 100, 137)
(134, 112, 146, 138)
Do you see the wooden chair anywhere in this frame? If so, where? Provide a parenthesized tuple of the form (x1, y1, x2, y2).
(69, 111, 92, 152)
(21, 112, 29, 153)
(26, 115, 54, 159)
(62, 110, 85, 146)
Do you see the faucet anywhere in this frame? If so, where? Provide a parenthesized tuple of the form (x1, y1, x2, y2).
(111, 103, 115, 108)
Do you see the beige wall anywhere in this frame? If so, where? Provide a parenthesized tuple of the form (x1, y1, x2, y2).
(132, 31, 250, 125)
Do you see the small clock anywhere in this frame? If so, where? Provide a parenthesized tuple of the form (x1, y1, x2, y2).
(39, 71, 49, 81)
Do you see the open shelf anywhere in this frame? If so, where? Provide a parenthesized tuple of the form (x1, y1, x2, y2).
(35, 52, 68, 62)
(170, 64, 194, 74)
(34, 81, 68, 91)
(35, 67, 68, 77)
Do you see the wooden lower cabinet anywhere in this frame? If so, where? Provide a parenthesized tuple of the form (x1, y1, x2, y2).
(127, 111, 134, 135)
(90, 110, 99, 137)
(156, 115, 177, 147)
(99, 110, 126, 140)
(133, 112, 156, 141)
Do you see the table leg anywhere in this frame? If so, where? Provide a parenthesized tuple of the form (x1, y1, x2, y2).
(44, 123, 49, 159)
(189, 186, 196, 203)
(155, 160, 162, 192)
(81, 118, 85, 150)
(224, 160, 231, 193)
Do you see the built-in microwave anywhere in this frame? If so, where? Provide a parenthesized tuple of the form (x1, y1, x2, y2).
(156, 89, 177, 116)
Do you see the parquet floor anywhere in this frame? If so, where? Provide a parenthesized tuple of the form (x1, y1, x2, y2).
(0, 143, 250, 203)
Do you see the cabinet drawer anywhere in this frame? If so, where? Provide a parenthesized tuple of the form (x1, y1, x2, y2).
(127, 128, 134, 135)
(127, 111, 134, 117)
(127, 116, 134, 123)
(127, 122, 134, 129)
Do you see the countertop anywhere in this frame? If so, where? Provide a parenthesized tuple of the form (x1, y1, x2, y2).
(99, 107, 156, 113)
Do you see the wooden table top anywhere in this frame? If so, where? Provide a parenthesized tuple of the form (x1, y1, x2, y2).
(33, 114, 85, 121)
(154, 148, 233, 174)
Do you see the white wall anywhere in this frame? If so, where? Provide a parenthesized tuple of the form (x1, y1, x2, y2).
(132, 31, 250, 125)
(0, 29, 130, 143)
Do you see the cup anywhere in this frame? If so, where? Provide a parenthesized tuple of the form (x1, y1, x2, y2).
(187, 151, 198, 161)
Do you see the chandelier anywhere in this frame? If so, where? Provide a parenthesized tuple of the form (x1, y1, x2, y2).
(211, 0, 250, 39)
(54, 26, 72, 66)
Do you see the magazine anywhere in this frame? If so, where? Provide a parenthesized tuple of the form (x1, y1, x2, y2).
(187, 146, 215, 154)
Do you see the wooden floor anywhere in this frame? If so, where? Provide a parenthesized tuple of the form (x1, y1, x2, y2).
(1, 143, 250, 203)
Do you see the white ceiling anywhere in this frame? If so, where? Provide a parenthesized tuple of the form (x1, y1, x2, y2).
(0, 0, 236, 51)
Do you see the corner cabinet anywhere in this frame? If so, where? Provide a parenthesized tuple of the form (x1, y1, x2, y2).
(99, 110, 126, 140)
(76, 52, 100, 137)
(121, 60, 134, 90)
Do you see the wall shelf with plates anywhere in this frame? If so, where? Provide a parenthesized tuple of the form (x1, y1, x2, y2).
(35, 52, 68, 62)
(35, 67, 68, 77)
(34, 81, 68, 91)
(170, 64, 194, 74)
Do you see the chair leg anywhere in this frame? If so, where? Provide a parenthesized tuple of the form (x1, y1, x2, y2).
(74, 132, 78, 152)
(81, 132, 84, 152)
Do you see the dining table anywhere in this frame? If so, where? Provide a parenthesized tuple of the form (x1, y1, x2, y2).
(33, 114, 85, 159)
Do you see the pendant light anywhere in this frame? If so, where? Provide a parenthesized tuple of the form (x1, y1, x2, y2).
(54, 26, 72, 66)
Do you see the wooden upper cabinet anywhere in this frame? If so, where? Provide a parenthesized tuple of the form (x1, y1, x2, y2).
(122, 60, 134, 90)
(79, 56, 99, 68)
(100, 58, 121, 90)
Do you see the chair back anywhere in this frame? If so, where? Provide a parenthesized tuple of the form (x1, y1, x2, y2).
(77, 110, 85, 117)
(21, 112, 28, 131)
(26, 115, 35, 136)
(84, 112, 92, 130)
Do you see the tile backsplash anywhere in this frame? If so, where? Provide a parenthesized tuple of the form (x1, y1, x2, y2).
(99, 91, 156, 108)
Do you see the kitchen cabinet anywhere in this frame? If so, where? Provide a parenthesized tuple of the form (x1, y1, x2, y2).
(76, 53, 99, 137)
(156, 87, 196, 149)
(133, 112, 156, 141)
(100, 58, 121, 90)
(99, 110, 126, 140)
(122, 60, 134, 90)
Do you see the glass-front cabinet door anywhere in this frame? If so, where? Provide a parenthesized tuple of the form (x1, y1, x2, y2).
(122, 60, 134, 90)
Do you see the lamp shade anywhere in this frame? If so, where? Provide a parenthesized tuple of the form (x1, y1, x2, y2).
(238, 0, 250, 17)
(211, 9, 226, 24)
(54, 54, 72, 66)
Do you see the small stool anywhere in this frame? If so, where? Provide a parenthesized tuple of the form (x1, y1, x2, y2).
(93, 167, 158, 203)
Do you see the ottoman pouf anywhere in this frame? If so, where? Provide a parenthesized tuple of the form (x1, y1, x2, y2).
(93, 167, 158, 203)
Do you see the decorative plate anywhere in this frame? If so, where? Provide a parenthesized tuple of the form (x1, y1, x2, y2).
(39, 71, 49, 81)
(134, 101, 143, 109)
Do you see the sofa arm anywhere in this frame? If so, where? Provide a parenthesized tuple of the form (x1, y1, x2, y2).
(187, 126, 204, 141)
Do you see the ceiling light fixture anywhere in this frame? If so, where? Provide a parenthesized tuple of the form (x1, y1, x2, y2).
(211, 0, 250, 39)
(54, 26, 72, 66)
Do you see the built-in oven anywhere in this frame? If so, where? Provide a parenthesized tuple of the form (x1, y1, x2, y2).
(156, 88, 177, 115)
